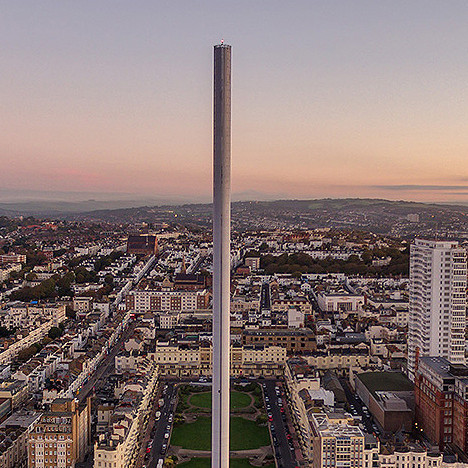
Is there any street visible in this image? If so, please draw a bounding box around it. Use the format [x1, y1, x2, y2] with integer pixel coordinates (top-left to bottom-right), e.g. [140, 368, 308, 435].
[77, 320, 136, 403]
[75, 321, 138, 468]
[339, 377, 380, 437]
[145, 383, 177, 468]
[263, 380, 297, 468]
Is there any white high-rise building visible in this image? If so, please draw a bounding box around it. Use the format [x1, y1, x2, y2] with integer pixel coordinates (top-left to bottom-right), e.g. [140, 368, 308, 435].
[408, 239, 467, 380]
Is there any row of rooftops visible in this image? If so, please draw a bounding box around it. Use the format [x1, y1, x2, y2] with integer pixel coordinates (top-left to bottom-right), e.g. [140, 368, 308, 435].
[96, 372, 152, 449]
[0, 426, 28, 452]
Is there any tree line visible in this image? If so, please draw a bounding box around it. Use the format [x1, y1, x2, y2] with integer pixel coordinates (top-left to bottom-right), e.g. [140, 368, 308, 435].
[258, 248, 409, 277]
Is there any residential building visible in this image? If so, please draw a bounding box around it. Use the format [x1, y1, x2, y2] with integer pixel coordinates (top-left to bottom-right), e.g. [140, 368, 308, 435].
[306, 351, 371, 373]
[310, 409, 371, 468]
[284, 358, 335, 459]
[0, 426, 29, 468]
[28, 398, 91, 468]
[408, 240, 467, 380]
[125, 289, 210, 313]
[93, 365, 159, 468]
[0, 380, 28, 410]
[159, 313, 179, 329]
[73, 297, 93, 314]
[271, 296, 312, 316]
[0, 254, 26, 265]
[245, 257, 260, 270]
[1, 303, 66, 330]
[0, 411, 41, 468]
[0, 264, 21, 283]
[242, 328, 316, 354]
[377, 448, 467, 468]
[288, 308, 305, 328]
[151, 343, 286, 378]
[0, 311, 66, 366]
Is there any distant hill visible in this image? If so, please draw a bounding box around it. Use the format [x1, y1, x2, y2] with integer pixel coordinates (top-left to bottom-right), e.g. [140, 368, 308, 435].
[2, 197, 468, 237]
[61, 198, 468, 237]
[0, 198, 182, 216]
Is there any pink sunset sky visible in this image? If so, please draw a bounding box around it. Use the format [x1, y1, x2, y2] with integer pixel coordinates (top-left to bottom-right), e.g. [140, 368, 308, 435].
[2, 1, 468, 204]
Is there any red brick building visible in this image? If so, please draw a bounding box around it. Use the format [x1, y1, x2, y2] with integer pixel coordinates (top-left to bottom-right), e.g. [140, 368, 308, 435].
[126, 235, 158, 255]
[173, 273, 206, 291]
[415, 357, 468, 452]
[453, 372, 468, 453]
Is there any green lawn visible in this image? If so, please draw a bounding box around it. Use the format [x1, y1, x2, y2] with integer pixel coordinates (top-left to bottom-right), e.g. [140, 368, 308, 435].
[177, 458, 275, 467]
[171, 416, 270, 451]
[189, 391, 252, 410]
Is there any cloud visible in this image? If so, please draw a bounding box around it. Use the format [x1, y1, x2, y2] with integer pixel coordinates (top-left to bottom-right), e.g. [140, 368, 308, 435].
[371, 185, 468, 191]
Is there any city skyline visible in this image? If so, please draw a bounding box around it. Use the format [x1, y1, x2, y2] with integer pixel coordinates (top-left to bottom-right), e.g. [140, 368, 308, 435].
[3, 1, 468, 204]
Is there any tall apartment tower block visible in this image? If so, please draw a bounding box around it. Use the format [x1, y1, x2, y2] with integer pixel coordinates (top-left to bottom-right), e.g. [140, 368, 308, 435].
[408, 239, 467, 380]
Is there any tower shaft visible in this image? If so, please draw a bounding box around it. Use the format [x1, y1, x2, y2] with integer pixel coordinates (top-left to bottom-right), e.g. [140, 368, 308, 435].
[212, 43, 231, 468]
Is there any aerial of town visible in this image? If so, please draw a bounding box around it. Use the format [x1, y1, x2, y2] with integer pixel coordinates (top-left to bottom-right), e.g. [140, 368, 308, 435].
[3, 1, 468, 468]
[0, 208, 466, 468]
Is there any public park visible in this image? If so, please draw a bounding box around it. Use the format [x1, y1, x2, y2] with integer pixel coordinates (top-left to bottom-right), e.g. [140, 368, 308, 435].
[168, 383, 275, 467]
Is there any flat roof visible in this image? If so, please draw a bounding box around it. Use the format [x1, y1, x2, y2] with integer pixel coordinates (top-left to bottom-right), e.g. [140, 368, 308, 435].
[357, 372, 413, 396]
[418, 357, 452, 378]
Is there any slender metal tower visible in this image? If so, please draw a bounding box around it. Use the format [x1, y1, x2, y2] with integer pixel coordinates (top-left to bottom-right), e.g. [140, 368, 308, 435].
[212, 42, 231, 468]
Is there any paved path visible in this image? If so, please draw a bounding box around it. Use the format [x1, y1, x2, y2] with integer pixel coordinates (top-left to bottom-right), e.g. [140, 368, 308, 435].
[172, 446, 273, 466]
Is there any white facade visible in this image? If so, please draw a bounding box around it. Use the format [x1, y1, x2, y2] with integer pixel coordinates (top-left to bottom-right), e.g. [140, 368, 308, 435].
[93, 364, 159, 468]
[0, 263, 21, 282]
[288, 308, 305, 328]
[159, 313, 179, 329]
[408, 239, 467, 380]
[310, 411, 369, 468]
[378, 450, 468, 468]
[73, 297, 93, 313]
[115, 354, 138, 374]
[316, 293, 364, 313]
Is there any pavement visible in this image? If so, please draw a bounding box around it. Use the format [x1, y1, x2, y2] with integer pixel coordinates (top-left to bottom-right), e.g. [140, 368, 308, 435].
[145, 383, 178, 468]
[263, 380, 298, 468]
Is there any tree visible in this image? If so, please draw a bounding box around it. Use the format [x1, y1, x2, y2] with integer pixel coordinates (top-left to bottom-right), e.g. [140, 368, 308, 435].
[17, 345, 39, 362]
[104, 274, 114, 287]
[37, 278, 57, 299]
[256, 414, 268, 424]
[0, 326, 15, 338]
[26, 252, 48, 267]
[25, 272, 37, 282]
[42, 336, 53, 346]
[8, 270, 24, 280]
[48, 327, 64, 340]
[56, 271, 75, 297]
[74, 267, 97, 284]
[68, 256, 89, 268]
[65, 305, 76, 320]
